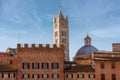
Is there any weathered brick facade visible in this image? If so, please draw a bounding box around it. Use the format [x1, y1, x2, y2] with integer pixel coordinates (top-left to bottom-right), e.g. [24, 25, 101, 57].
[1, 44, 120, 80]
[16, 44, 64, 80]
[93, 52, 120, 80]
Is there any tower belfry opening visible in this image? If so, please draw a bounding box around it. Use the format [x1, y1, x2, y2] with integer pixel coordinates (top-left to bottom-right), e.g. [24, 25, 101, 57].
[53, 11, 69, 61]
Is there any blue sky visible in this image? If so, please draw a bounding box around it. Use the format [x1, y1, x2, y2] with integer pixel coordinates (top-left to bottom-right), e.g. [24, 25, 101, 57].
[0, 0, 120, 60]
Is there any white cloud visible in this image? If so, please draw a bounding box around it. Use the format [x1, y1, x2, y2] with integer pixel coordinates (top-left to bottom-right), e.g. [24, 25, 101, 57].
[91, 26, 120, 38]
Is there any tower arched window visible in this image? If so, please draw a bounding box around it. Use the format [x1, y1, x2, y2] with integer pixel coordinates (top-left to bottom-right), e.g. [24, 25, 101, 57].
[61, 31, 66, 36]
[55, 31, 58, 37]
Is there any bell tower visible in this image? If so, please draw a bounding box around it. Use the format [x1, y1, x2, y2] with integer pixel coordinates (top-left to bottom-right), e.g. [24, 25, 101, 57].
[53, 11, 69, 61]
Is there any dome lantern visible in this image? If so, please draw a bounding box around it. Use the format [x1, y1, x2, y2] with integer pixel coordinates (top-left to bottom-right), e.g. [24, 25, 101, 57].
[84, 32, 91, 45]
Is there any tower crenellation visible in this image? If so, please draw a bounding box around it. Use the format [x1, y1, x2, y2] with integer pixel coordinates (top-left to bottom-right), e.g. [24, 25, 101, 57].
[17, 44, 64, 50]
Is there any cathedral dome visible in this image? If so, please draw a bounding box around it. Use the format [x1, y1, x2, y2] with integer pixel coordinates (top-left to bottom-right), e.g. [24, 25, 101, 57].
[75, 45, 98, 57]
[74, 33, 98, 58]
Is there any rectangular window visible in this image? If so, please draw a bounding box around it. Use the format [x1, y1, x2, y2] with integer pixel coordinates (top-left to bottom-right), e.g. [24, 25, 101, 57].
[42, 63, 48, 69]
[101, 63, 104, 69]
[88, 74, 95, 78]
[22, 62, 30, 69]
[32, 62, 39, 69]
[111, 63, 115, 69]
[10, 60, 13, 64]
[32, 74, 39, 79]
[52, 63, 59, 69]
[101, 74, 105, 80]
[77, 74, 84, 78]
[52, 74, 59, 78]
[23, 74, 29, 78]
[112, 74, 116, 80]
[67, 74, 73, 78]
[8, 73, 15, 78]
[0, 73, 3, 78]
[42, 74, 49, 78]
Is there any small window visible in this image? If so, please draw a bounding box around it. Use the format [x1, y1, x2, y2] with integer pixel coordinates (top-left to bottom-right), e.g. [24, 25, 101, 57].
[88, 74, 95, 78]
[111, 63, 115, 69]
[23, 74, 29, 78]
[10, 60, 13, 64]
[8, 73, 15, 78]
[52, 74, 59, 78]
[61, 31, 66, 36]
[42, 74, 49, 78]
[77, 74, 84, 78]
[67, 74, 73, 78]
[32, 62, 39, 69]
[101, 63, 104, 69]
[52, 63, 59, 69]
[112, 74, 116, 80]
[101, 74, 105, 80]
[42, 63, 48, 69]
[0, 73, 3, 78]
[22, 62, 30, 69]
[32, 74, 39, 79]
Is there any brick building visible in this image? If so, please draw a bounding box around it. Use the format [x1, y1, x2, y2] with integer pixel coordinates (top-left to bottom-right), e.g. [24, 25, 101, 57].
[17, 44, 64, 80]
[0, 48, 17, 80]
[0, 11, 120, 80]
